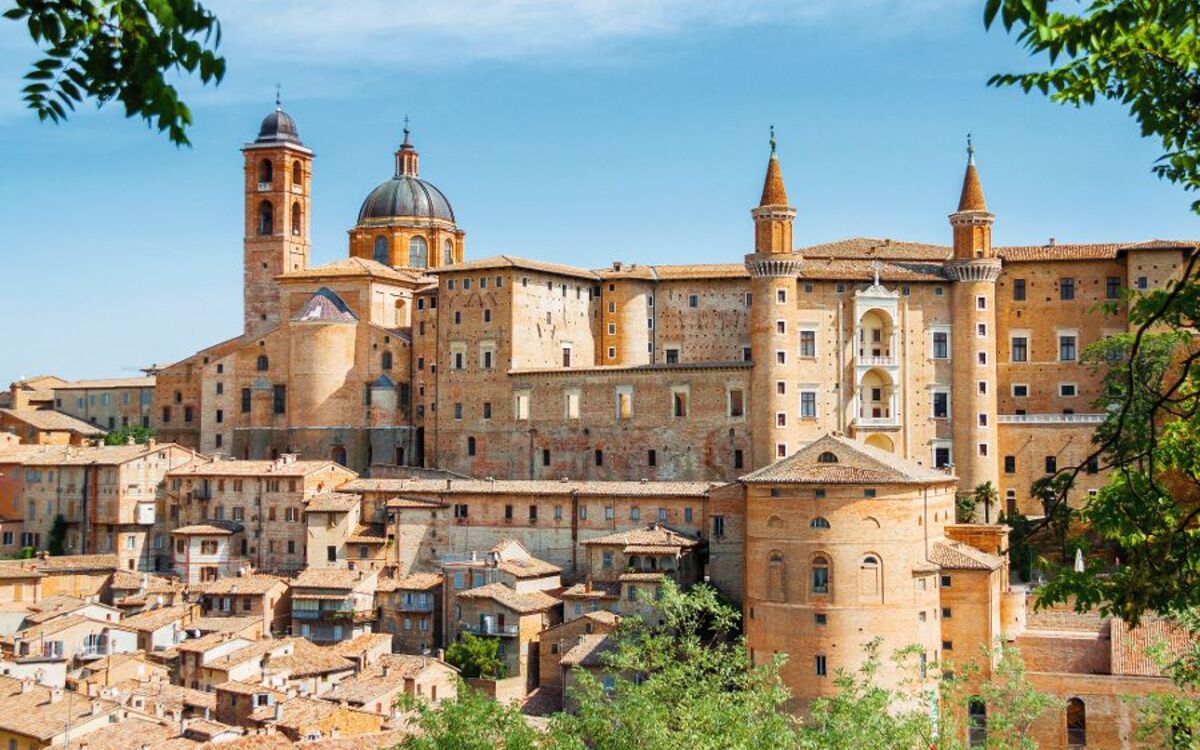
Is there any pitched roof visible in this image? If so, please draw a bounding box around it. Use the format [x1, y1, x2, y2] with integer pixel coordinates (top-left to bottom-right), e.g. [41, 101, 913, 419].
[375, 572, 442, 592]
[457, 583, 560, 614]
[291, 288, 359, 323]
[0, 675, 118, 740]
[168, 457, 347, 478]
[0, 562, 43, 580]
[194, 574, 286, 596]
[560, 581, 621, 600]
[304, 493, 361, 512]
[330, 632, 394, 658]
[740, 434, 955, 485]
[497, 557, 560, 579]
[110, 570, 181, 594]
[346, 524, 387, 544]
[59, 377, 156, 390]
[326, 654, 455, 704]
[65, 718, 177, 750]
[1111, 617, 1194, 677]
[996, 239, 1196, 262]
[0, 409, 105, 436]
[343, 478, 718, 498]
[291, 567, 371, 590]
[264, 639, 354, 677]
[434, 254, 601, 281]
[189, 615, 263, 635]
[278, 257, 426, 284]
[111, 678, 216, 712]
[957, 156, 987, 212]
[120, 605, 192, 633]
[928, 541, 1003, 571]
[560, 633, 618, 667]
[582, 524, 699, 550]
[33, 554, 120, 573]
[19, 444, 180, 466]
[799, 237, 951, 260]
[172, 524, 235, 536]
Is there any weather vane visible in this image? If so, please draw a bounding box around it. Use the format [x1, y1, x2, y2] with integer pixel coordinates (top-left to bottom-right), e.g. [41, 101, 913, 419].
[769, 124, 777, 155]
[966, 132, 974, 161]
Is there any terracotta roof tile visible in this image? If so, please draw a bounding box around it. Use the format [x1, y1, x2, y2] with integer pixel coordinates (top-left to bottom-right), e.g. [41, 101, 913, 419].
[60, 377, 156, 390]
[278, 257, 426, 284]
[292, 568, 373, 590]
[64, 717, 176, 750]
[194, 574, 286, 596]
[120, 605, 192, 633]
[0, 675, 119, 741]
[560, 582, 621, 600]
[33, 554, 121, 573]
[304, 493, 361, 512]
[435, 255, 600, 281]
[760, 154, 789, 206]
[497, 558, 560, 579]
[582, 524, 699, 550]
[326, 654, 455, 705]
[560, 633, 617, 667]
[0, 409, 106, 435]
[1111, 617, 1194, 677]
[457, 582, 559, 614]
[169, 458, 348, 478]
[171, 525, 235, 536]
[928, 541, 1002, 571]
[799, 237, 951, 260]
[264, 639, 354, 677]
[375, 572, 442, 592]
[740, 434, 954, 485]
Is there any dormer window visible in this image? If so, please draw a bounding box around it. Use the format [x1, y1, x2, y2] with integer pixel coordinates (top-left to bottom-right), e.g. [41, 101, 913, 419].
[817, 451, 838, 464]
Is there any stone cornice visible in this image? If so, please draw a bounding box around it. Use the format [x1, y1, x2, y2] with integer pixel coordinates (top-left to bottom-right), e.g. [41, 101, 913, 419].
[943, 259, 1001, 282]
[745, 253, 803, 278]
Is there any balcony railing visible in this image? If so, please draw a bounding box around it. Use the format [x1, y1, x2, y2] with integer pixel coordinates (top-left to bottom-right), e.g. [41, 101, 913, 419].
[997, 414, 1106, 425]
[857, 355, 897, 367]
[394, 600, 435, 613]
[854, 417, 899, 428]
[293, 607, 376, 623]
[460, 621, 519, 637]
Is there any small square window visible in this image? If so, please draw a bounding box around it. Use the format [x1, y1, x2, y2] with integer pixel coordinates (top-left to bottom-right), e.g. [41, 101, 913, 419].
[814, 613, 827, 625]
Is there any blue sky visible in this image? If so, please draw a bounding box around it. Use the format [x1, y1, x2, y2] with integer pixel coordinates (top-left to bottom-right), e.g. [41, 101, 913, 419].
[0, 0, 1193, 383]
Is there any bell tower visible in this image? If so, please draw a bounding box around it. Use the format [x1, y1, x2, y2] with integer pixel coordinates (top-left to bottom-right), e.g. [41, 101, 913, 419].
[945, 136, 1000, 501]
[745, 128, 802, 468]
[242, 94, 312, 339]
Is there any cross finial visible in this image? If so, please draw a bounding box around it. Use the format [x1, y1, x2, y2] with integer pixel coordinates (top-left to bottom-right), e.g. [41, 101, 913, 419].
[966, 132, 974, 164]
[769, 125, 777, 156]
[275, 83, 282, 110]
[403, 115, 411, 144]
[869, 259, 883, 287]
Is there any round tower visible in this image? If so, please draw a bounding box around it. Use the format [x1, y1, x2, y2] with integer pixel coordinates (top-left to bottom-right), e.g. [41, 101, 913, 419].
[945, 137, 1000, 502]
[745, 129, 801, 468]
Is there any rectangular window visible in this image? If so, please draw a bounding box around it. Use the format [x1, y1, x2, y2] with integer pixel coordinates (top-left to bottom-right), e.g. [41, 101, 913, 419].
[671, 387, 689, 418]
[977, 322, 987, 337]
[799, 330, 816, 358]
[1106, 276, 1121, 299]
[776, 320, 786, 334]
[1059, 335, 1077, 362]
[514, 391, 531, 420]
[976, 295, 987, 310]
[776, 289, 786, 304]
[565, 390, 581, 419]
[978, 443, 989, 457]
[932, 331, 949, 359]
[1045, 456, 1057, 474]
[665, 348, 680, 364]
[734, 449, 744, 469]
[454, 402, 463, 420]
[1137, 276, 1149, 290]
[1011, 336, 1028, 362]
[942, 607, 952, 619]
[482, 402, 492, 419]
[932, 391, 949, 419]
[595, 449, 604, 466]
[648, 449, 657, 467]
[728, 389, 745, 418]
[1060, 277, 1076, 300]
[272, 385, 286, 414]
[712, 515, 725, 537]
[815, 655, 827, 677]
[1060, 383, 1077, 397]
[1013, 278, 1026, 300]
[800, 391, 817, 419]
[542, 448, 550, 466]
[615, 386, 633, 419]
[1013, 383, 1029, 398]
[1004, 455, 1016, 474]
[688, 294, 699, 308]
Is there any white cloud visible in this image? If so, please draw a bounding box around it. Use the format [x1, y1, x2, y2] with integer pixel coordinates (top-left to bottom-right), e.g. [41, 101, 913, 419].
[209, 0, 958, 66]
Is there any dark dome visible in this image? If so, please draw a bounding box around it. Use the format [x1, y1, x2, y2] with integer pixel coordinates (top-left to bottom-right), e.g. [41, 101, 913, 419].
[256, 108, 303, 146]
[357, 176, 455, 223]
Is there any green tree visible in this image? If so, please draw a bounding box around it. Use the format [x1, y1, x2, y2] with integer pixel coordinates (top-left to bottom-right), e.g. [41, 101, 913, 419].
[397, 681, 539, 750]
[986, 0, 1200, 624]
[939, 642, 1060, 750]
[797, 640, 934, 750]
[547, 581, 797, 750]
[444, 632, 506, 680]
[1132, 609, 1200, 748]
[103, 425, 156, 446]
[973, 481, 999, 525]
[4, 0, 225, 145]
[46, 514, 67, 556]
[956, 492, 978, 524]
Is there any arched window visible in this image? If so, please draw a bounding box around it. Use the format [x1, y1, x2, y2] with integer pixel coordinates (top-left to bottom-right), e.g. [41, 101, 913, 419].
[256, 355, 269, 372]
[258, 159, 273, 184]
[809, 517, 831, 529]
[860, 554, 882, 599]
[373, 236, 390, 265]
[443, 238, 454, 265]
[409, 236, 428, 268]
[382, 352, 393, 370]
[331, 446, 347, 467]
[258, 201, 273, 236]
[968, 698, 987, 747]
[817, 451, 839, 464]
[811, 555, 830, 594]
[1005, 489, 1017, 516]
[291, 161, 302, 188]
[1067, 698, 1086, 746]
[291, 202, 301, 236]
[767, 515, 785, 529]
[767, 551, 786, 602]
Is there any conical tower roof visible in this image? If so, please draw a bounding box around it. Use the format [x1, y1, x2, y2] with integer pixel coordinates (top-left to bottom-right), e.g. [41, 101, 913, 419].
[957, 136, 987, 212]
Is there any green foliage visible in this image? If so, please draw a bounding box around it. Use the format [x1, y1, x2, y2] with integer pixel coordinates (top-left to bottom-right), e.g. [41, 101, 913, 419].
[548, 580, 797, 750]
[940, 642, 1061, 750]
[1132, 609, 1200, 748]
[397, 681, 539, 750]
[46, 514, 67, 556]
[4, 0, 225, 146]
[444, 632, 506, 680]
[956, 493, 978, 524]
[973, 481, 999, 524]
[984, 0, 1200, 213]
[987, 0, 1200, 626]
[1001, 510, 1037, 583]
[798, 639, 933, 750]
[102, 425, 156, 446]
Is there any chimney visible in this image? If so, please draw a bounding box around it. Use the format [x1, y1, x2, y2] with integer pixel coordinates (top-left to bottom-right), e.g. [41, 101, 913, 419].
[147, 439, 156, 450]
[19, 678, 32, 693]
[1048, 237, 1056, 246]
[612, 261, 623, 271]
[49, 687, 63, 703]
[381, 663, 390, 678]
[91, 700, 103, 716]
[274, 701, 284, 722]
[126, 436, 136, 446]
[436, 648, 445, 661]
[445, 479, 452, 491]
